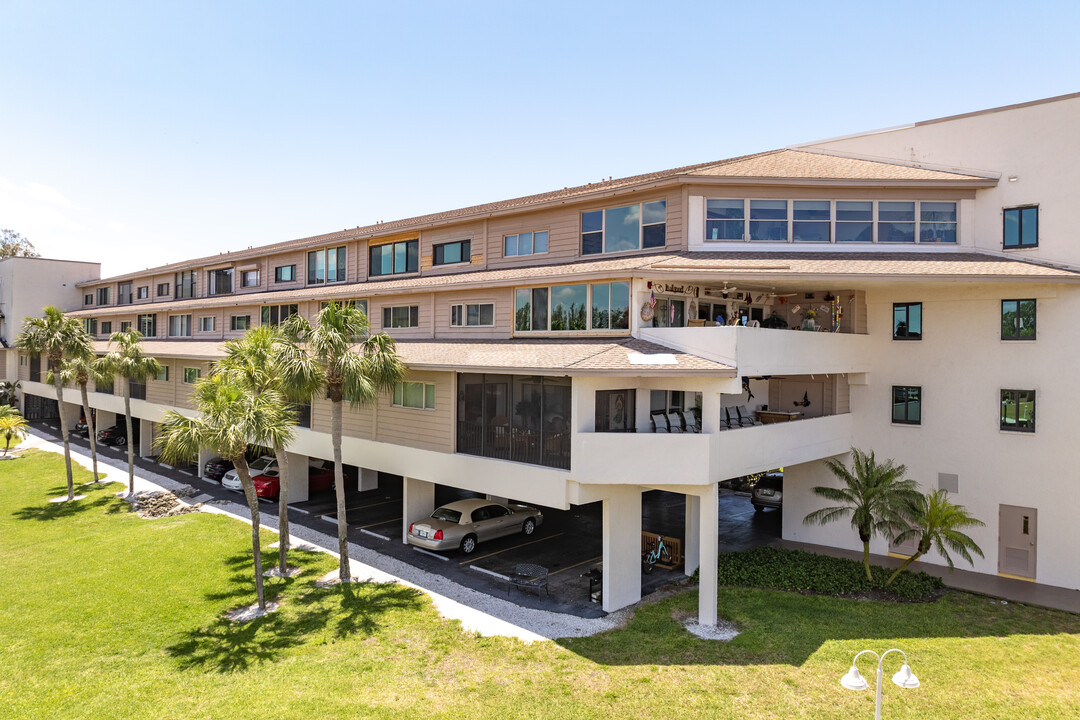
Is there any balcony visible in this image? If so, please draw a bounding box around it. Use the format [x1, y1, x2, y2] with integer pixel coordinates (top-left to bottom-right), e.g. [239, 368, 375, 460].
[636, 325, 870, 376]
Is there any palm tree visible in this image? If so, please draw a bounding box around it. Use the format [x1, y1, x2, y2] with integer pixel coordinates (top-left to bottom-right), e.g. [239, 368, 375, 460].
[279, 302, 405, 582]
[156, 372, 295, 611]
[803, 448, 921, 582]
[48, 352, 110, 483]
[885, 489, 985, 586]
[217, 326, 315, 575]
[0, 380, 20, 407]
[101, 329, 160, 495]
[16, 306, 91, 500]
[0, 405, 29, 455]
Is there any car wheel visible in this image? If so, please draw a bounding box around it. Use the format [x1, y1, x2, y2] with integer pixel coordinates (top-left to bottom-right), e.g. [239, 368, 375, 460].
[522, 518, 536, 536]
[460, 534, 478, 555]
[115, 436, 126, 447]
[753, 504, 764, 513]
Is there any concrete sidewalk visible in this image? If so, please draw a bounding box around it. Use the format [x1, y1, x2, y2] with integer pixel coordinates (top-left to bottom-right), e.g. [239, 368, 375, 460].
[779, 539, 1080, 614]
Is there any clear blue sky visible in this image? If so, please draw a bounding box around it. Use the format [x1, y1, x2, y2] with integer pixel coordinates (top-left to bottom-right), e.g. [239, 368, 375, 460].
[1, 0, 1078, 276]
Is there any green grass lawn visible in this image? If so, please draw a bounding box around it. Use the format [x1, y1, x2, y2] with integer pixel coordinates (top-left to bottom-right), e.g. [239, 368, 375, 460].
[2, 449, 1079, 719]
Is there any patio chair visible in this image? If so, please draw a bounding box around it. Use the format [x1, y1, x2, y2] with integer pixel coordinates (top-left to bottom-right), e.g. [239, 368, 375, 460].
[650, 412, 670, 433]
[717, 414, 732, 431]
[724, 407, 747, 428]
[736, 406, 763, 426]
[508, 563, 550, 598]
[666, 411, 686, 432]
[681, 411, 700, 433]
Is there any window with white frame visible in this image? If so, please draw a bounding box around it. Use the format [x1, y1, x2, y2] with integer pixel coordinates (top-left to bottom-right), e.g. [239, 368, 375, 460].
[97, 287, 111, 305]
[514, 281, 630, 332]
[168, 314, 192, 337]
[393, 381, 435, 409]
[199, 316, 216, 332]
[136, 314, 156, 337]
[581, 201, 666, 255]
[450, 303, 494, 327]
[382, 305, 419, 329]
[504, 230, 549, 257]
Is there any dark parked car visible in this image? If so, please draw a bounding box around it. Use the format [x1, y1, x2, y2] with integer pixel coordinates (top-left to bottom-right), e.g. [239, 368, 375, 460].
[203, 457, 234, 481]
[97, 424, 128, 447]
[74, 415, 92, 436]
[751, 472, 783, 512]
[306, 460, 357, 492]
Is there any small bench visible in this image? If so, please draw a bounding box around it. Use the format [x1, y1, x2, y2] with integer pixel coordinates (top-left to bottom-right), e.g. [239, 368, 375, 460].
[508, 563, 550, 598]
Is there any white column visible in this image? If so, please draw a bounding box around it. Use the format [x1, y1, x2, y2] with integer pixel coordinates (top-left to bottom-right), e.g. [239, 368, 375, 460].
[684, 494, 701, 577]
[698, 483, 719, 626]
[701, 391, 722, 433]
[60, 401, 82, 431]
[197, 447, 214, 478]
[285, 451, 309, 503]
[358, 467, 378, 492]
[602, 484, 642, 613]
[139, 418, 154, 458]
[401, 476, 435, 543]
[97, 410, 117, 431]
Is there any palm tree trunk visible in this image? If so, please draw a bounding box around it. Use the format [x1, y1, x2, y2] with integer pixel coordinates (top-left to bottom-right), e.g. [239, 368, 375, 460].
[123, 382, 135, 495]
[235, 459, 266, 611]
[79, 382, 100, 482]
[332, 397, 350, 582]
[274, 446, 290, 574]
[52, 357, 74, 500]
[862, 541, 873, 583]
[885, 552, 923, 587]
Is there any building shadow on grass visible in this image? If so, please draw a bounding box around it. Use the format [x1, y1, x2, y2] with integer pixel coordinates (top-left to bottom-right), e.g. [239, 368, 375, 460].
[168, 551, 423, 673]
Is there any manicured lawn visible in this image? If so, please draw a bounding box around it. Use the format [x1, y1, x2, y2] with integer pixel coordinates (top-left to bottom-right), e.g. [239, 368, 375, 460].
[2, 449, 1079, 719]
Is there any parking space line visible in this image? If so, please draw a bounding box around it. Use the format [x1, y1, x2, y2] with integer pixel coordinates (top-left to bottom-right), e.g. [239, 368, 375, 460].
[548, 555, 603, 577]
[359, 528, 391, 541]
[412, 547, 449, 562]
[457, 532, 565, 566]
[348, 498, 399, 511]
[471, 566, 509, 582]
[355, 517, 400, 530]
[289, 506, 311, 515]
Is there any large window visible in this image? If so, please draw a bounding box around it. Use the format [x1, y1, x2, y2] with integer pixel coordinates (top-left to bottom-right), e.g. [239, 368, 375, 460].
[369, 240, 417, 277]
[156, 366, 169, 382]
[892, 386, 922, 425]
[168, 314, 192, 337]
[705, 200, 745, 241]
[515, 282, 629, 332]
[208, 268, 233, 296]
[175, 270, 196, 299]
[878, 202, 916, 243]
[260, 304, 297, 327]
[97, 287, 110, 305]
[117, 282, 133, 305]
[383, 305, 419, 329]
[792, 201, 831, 242]
[308, 246, 347, 284]
[1001, 389, 1035, 432]
[581, 201, 666, 255]
[1004, 206, 1038, 248]
[920, 202, 958, 243]
[836, 201, 873, 242]
[433, 239, 470, 266]
[393, 381, 435, 409]
[893, 302, 922, 340]
[274, 265, 295, 283]
[1001, 299, 1036, 340]
[137, 313, 156, 337]
[596, 389, 635, 432]
[504, 230, 549, 257]
[750, 200, 788, 241]
[451, 303, 494, 327]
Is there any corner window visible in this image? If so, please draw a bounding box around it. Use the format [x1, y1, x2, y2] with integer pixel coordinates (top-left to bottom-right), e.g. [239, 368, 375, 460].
[231, 315, 251, 331]
[308, 246, 347, 284]
[199, 316, 216, 332]
[260, 304, 297, 327]
[1001, 299, 1036, 340]
[117, 282, 133, 305]
[156, 366, 169, 382]
[274, 265, 296, 283]
[382, 305, 419, 329]
[208, 268, 233, 296]
[97, 287, 110, 305]
[433, 239, 471, 266]
[581, 201, 666, 255]
[84, 293, 93, 306]
[893, 302, 922, 340]
[136, 314, 156, 337]
[369, 240, 417, 277]
[1001, 389, 1035, 432]
[241, 270, 259, 288]
[450, 303, 494, 327]
[175, 271, 196, 299]
[137, 286, 149, 300]
[892, 386, 921, 425]
[504, 231, 549, 257]
[168, 314, 192, 337]
[393, 381, 435, 409]
[1004, 206, 1038, 249]
[182, 367, 201, 385]
[100, 321, 112, 334]
[515, 282, 629, 332]
[157, 283, 170, 297]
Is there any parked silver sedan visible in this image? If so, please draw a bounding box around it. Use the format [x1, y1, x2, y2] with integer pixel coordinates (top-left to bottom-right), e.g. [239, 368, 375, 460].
[407, 498, 543, 554]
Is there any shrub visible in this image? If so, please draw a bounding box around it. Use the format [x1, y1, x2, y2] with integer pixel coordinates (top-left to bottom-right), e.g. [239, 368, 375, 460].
[703, 546, 944, 602]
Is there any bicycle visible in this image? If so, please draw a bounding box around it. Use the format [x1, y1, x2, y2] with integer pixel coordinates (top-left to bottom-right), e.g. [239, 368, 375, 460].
[642, 535, 672, 574]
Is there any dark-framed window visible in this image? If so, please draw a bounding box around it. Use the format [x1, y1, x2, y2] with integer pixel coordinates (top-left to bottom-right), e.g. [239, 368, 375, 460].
[893, 302, 922, 340]
[175, 270, 196, 299]
[382, 305, 419, 329]
[199, 316, 216, 332]
[294, 403, 311, 428]
[596, 389, 636, 432]
[241, 270, 259, 287]
[274, 265, 296, 283]
[514, 282, 630, 332]
[1004, 206, 1038, 249]
[168, 314, 192, 337]
[83, 293, 93, 306]
[231, 315, 251, 331]
[208, 268, 233, 296]
[433, 239, 471, 266]
[450, 303, 494, 327]
[136, 313, 156, 337]
[117, 282, 133, 305]
[892, 386, 921, 425]
[84, 318, 97, 335]
[307, 246, 347, 285]
[260, 304, 297, 327]
[120, 321, 131, 332]
[1001, 299, 1036, 340]
[1001, 389, 1035, 432]
[369, 240, 418, 277]
[137, 286, 149, 300]
[97, 287, 110, 305]
[157, 283, 170, 297]
[100, 321, 112, 334]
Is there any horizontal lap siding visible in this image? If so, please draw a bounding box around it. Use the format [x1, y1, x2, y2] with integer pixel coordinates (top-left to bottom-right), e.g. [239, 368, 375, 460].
[421, 222, 486, 275]
[371, 292, 433, 339]
[434, 287, 514, 339]
[146, 358, 175, 406]
[265, 250, 306, 291]
[17, 355, 28, 382]
[376, 371, 453, 453]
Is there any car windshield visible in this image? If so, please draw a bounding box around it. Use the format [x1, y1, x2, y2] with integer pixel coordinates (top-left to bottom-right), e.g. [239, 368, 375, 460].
[430, 507, 462, 524]
[249, 457, 274, 472]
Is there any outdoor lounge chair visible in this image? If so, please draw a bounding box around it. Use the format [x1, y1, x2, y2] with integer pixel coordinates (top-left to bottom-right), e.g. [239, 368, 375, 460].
[736, 406, 763, 426]
[650, 413, 670, 433]
[681, 411, 700, 433]
[666, 411, 685, 432]
[508, 563, 550, 598]
[725, 407, 748, 427]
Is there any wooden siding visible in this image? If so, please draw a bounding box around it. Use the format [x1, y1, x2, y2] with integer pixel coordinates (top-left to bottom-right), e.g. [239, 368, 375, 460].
[420, 221, 485, 277]
[376, 370, 453, 453]
[370, 292, 434, 340]
[433, 287, 514, 339]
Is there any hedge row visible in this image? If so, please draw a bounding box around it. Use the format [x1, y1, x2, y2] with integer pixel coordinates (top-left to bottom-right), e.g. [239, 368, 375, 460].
[706, 546, 944, 601]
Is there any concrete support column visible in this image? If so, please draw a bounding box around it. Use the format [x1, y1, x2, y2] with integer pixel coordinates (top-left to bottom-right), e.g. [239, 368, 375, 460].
[698, 483, 720, 626]
[60, 401, 82, 432]
[97, 410, 117, 432]
[701, 391, 723, 433]
[401, 477, 435, 543]
[684, 494, 701, 577]
[197, 447, 214, 479]
[602, 485, 642, 613]
[139, 418, 154, 458]
[285, 452, 309, 504]
[358, 467, 378, 492]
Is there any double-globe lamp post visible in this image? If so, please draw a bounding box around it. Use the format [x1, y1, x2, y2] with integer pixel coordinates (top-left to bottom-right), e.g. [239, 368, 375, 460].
[840, 648, 920, 720]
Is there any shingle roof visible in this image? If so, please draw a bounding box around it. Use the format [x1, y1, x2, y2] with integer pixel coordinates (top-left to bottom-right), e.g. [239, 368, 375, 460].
[686, 150, 989, 181]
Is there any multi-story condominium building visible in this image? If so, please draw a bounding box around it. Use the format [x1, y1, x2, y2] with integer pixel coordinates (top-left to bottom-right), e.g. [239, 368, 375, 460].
[14, 92, 1080, 626]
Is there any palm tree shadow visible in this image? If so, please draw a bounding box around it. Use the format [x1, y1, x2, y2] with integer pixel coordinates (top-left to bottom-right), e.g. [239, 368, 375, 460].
[13, 492, 114, 522]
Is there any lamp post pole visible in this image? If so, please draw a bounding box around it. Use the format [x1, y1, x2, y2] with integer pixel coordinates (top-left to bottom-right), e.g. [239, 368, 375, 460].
[840, 648, 920, 720]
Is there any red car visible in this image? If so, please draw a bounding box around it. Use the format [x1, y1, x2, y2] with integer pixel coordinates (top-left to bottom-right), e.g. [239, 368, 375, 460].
[251, 461, 343, 500]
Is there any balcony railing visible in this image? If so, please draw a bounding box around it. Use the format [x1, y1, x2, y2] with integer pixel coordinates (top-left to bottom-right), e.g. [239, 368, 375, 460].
[457, 420, 570, 470]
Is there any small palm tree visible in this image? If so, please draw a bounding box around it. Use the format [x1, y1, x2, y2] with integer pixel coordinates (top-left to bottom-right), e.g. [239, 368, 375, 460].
[16, 306, 91, 500]
[0, 380, 20, 407]
[156, 373, 295, 611]
[101, 329, 161, 495]
[803, 448, 921, 582]
[279, 302, 405, 582]
[885, 489, 985, 586]
[0, 405, 29, 455]
[48, 352, 110, 483]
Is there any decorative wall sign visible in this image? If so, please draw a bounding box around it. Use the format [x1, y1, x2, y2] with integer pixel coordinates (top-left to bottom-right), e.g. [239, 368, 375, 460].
[650, 282, 699, 297]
